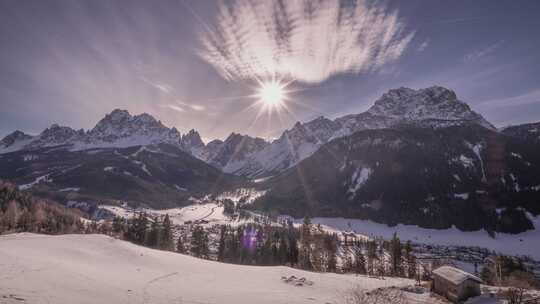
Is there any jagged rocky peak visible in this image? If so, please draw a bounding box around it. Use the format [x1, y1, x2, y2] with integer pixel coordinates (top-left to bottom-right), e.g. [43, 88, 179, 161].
[106, 109, 131, 121]
[34, 124, 83, 144]
[206, 139, 224, 147]
[181, 129, 204, 149]
[207, 132, 269, 169]
[0, 130, 33, 147]
[87, 109, 172, 144]
[286, 116, 340, 142]
[92, 109, 164, 133]
[219, 133, 269, 156]
[367, 86, 494, 129]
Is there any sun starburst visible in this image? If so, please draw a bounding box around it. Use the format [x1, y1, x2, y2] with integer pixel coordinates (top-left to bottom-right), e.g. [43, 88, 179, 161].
[256, 78, 288, 108]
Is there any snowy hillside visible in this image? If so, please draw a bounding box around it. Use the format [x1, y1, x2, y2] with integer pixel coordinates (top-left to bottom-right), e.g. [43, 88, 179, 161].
[0, 233, 415, 304]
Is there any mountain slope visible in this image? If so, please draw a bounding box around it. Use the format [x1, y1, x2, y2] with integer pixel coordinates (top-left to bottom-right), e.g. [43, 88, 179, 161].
[251, 125, 540, 233]
[0, 143, 243, 208]
[229, 86, 495, 177]
[502, 121, 540, 144]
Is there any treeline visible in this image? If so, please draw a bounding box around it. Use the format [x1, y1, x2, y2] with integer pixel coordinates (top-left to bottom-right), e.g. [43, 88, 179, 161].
[109, 213, 175, 251]
[0, 181, 85, 234]
[214, 217, 420, 278]
[111, 213, 420, 279]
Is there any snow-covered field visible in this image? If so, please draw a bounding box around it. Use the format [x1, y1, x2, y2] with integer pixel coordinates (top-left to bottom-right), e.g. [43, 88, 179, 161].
[0, 233, 415, 304]
[100, 203, 229, 226]
[300, 216, 540, 260]
[99, 203, 540, 261]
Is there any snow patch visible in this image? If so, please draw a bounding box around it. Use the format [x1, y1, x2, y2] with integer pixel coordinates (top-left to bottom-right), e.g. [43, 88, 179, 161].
[348, 167, 372, 196]
[18, 174, 52, 190]
[218, 188, 267, 205]
[509, 173, 521, 192]
[59, 187, 80, 192]
[454, 193, 469, 200]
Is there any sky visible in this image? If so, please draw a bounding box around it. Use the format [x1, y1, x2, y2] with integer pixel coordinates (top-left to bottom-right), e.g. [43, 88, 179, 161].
[1, 0, 539, 141]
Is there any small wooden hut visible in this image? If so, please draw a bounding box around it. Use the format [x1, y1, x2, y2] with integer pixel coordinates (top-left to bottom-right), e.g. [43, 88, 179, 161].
[432, 266, 482, 303]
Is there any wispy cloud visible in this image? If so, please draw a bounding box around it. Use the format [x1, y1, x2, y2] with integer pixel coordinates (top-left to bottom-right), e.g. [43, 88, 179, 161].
[177, 100, 206, 111]
[478, 89, 540, 109]
[417, 39, 429, 52]
[160, 101, 206, 113]
[464, 40, 504, 63]
[199, 0, 415, 84]
[140, 76, 173, 93]
[161, 104, 185, 113]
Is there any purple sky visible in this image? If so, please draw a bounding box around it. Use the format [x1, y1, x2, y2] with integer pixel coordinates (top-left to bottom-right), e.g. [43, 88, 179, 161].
[1, 0, 539, 141]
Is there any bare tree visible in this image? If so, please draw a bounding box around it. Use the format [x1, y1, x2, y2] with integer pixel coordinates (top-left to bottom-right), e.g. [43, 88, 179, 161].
[4, 200, 20, 230]
[505, 287, 525, 304]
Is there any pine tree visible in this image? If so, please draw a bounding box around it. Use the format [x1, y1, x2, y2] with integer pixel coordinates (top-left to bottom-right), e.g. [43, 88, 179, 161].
[176, 235, 185, 253]
[354, 249, 367, 275]
[112, 216, 126, 235]
[278, 234, 288, 264]
[161, 214, 174, 251]
[367, 240, 377, 275]
[217, 225, 227, 261]
[299, 216, 313, 270]
[288, 234, 299, 266]
[404, 240, 416, 278]
[390, 233, 403, 277]
[324, 233, 338, 273]
[146, 216, 162, 248]
[127, 212, 148, 244]
[190, 225, 209, 258]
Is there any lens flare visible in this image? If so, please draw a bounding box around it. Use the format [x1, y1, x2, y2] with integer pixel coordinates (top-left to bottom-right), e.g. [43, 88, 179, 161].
[257, 79, 287, 108]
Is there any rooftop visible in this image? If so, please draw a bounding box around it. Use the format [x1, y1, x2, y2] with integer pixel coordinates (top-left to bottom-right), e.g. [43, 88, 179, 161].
[433, 266, 482, 285]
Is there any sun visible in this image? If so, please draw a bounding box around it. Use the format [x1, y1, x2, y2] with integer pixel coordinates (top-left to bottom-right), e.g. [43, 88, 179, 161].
[257, 79, 287, 108]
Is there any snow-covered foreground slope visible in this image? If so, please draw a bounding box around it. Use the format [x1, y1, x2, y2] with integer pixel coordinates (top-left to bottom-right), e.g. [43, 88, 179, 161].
[0, 233, 414, 304]
[301, 216, 540, 260]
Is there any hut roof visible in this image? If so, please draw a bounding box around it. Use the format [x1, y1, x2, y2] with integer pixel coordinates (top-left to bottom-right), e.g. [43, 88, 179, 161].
[433, 266, 482, 285]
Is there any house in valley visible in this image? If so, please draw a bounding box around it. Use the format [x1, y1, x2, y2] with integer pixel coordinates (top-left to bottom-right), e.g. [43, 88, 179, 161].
[432, 266, 482, 303]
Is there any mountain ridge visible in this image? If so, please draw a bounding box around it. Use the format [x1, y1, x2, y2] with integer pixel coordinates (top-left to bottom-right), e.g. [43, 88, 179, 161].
[0, 86, 515, 178]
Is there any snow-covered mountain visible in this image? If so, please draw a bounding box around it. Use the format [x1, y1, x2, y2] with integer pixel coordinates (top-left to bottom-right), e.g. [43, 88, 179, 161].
[0, 109, 269, 172]
[228, 86, 495, 177]
[0, 130, 34, 153]
[0, 86, 495, 177]
[252, 124, 540, 234]
[208, 133, 269, 172]
[0, 109, 184, 153]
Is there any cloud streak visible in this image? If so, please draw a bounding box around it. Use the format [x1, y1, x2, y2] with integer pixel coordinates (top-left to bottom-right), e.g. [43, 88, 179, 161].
[198, 0, 415, 84]
[464, 40, 504, 63]
[478, 89, 540, 109]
